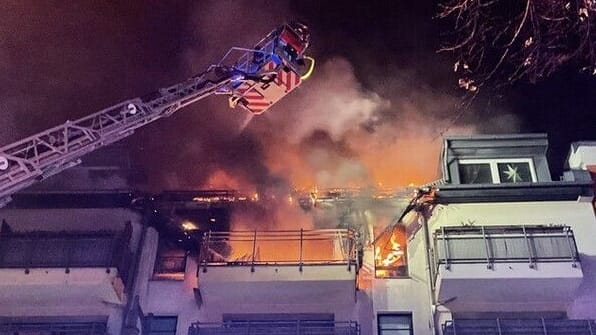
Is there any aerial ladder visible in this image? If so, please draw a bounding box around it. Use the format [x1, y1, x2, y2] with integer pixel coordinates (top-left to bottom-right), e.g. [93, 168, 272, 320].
[0, 22, 314, 208]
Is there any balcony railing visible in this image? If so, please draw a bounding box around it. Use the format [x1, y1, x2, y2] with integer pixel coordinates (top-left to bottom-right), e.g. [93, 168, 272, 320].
[0, 321, 107, 335]
[433, 225, 579, 271]
[189, 321, 360, 335]
[200, 229, 357, 272]
[443, 319, 596, 335]
[0, 231, 132, 281]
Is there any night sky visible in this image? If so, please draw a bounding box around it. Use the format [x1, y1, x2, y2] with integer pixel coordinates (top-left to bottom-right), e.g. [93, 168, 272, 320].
[0, 1, 594, 191]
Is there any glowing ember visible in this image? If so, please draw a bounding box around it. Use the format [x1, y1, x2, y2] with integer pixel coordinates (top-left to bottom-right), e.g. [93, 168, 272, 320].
[181, 220, 199, 231]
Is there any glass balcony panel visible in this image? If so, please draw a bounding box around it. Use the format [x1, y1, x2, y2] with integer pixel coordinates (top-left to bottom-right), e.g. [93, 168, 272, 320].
[189, 321, 360, 335]
[444, 238, 486, 261]
[532, 236, 575, 259]
[0, 233, 128, 270]
[69, 237, 114, 266]
[30, 238, 68, 266]
[1, 238, 32, 266]
[444, 319, 596, 335]
[0, 321, 107, 335]
[490, 236, 530, 260]
[434, 226, 578, 265]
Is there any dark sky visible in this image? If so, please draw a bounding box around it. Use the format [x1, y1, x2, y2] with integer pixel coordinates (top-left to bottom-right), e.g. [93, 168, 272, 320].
[0, 1, 594, 189]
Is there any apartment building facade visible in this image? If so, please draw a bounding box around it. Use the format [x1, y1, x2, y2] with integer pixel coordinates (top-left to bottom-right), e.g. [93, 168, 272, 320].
[1, 134, 595, 335]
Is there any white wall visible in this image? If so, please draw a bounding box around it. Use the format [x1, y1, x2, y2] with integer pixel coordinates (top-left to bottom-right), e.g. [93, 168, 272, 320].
[428, 200, 596, 321]
[369, 217, 435, 335]
[568, 143, 596, 169]
[135, 228, 202, 335]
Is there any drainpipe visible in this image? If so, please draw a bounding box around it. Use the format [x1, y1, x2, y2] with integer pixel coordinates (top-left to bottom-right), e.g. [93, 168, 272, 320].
[420, 207, 439, 335]
[121, 204, 151, 335]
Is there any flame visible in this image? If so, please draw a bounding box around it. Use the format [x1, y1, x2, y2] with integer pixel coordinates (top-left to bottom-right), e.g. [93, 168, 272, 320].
[181, 220, 199, 231]
[378, 234, 404, 267]
[374, 224, 408, 278]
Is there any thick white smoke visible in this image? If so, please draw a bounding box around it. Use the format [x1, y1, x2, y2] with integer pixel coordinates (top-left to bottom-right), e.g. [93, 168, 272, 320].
[267, 58, 391, 142]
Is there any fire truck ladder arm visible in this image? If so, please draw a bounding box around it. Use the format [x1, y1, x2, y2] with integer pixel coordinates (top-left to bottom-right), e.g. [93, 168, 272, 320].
[0, 22, 313, 206]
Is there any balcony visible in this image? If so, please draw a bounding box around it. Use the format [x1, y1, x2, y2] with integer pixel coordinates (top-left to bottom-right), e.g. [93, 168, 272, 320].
[198, 229, 358, 306]
[189, 320, 360, 335]
[433, 226, 583, 311]
[0, 320, 107, 335]
[0, 230, 132, 308]
[442, 319, 596, 335]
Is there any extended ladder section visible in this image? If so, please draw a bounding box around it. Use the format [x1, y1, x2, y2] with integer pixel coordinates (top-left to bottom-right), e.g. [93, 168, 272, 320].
[0, 22, 313, 207]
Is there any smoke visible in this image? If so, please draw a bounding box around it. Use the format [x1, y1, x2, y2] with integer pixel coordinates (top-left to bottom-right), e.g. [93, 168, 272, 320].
[0, 1, 524, 232]
[252, 61, 481, 189]
[266, 58, 391, 142]
[183, 0, 291, 73]
[231, 200, 314, 231]
[172, 1, 519, 233]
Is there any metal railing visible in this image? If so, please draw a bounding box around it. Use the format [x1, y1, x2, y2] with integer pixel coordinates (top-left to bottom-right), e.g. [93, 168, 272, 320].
[443, 319, 596, 335]
[189, 320, 360, 335]
[0, 231, 132, 281]
[0, 321, 107, 335]
[433, 225, 579, 271]
[200, 229, 357, 272]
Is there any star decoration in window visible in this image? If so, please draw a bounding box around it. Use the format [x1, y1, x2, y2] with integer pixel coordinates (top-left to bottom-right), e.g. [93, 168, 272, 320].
[504, 164, 523, 182]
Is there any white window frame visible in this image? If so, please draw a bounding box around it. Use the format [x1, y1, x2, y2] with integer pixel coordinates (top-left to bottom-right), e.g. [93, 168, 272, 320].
[377, 313, 414, 335]
[458, 158, 537, 184]
[147, 315, 178, 335]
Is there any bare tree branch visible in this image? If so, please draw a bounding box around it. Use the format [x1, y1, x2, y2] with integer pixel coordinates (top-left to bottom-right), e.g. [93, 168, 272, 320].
[438, 0, 596, 93]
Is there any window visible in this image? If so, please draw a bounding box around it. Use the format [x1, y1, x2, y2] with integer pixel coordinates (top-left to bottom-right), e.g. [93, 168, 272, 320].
[374, 224, 408, 278]
[147, 316, 177, 335]
[458, 158, 536, 184]
[153, 238, 187, 280]
[378, 313, 413, 335]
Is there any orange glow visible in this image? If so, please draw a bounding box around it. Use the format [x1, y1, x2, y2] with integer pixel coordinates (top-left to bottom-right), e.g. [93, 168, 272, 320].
[204, 170, 246, 190]
[196, 104, 476, 236]
[223, 238, 340, 264]
[230, 200, 314, 231]
[205, 230, 352, 265]
[259, 117, 475, 191]
[264, 141, 317, 190]
[345, 127, 442, 188]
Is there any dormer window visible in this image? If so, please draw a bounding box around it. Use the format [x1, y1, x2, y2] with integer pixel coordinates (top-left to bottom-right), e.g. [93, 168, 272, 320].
[458, 158, 537, 184]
